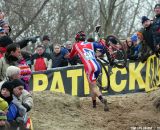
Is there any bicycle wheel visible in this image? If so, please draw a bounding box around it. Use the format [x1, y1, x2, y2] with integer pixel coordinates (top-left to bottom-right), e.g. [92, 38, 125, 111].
[96, 58, 110, 91]
[105, 35, 127, 68]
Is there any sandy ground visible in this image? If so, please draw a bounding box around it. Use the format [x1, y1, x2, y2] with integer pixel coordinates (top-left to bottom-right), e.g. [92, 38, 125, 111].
[30, 89, 160, 130]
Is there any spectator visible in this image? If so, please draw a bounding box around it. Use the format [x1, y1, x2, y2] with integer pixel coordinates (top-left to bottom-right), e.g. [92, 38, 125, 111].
[0, 11, 5, 20]
[0, 97, 9, 129]
[0, 66, 19, 88]
[11, 79, 33, 113]
[0, 64, 31, 92]
[0, 43, 21, 81]
[51, 44, 68, 68]
[18, 54, 32, 91]
[64, 41, 81, 65]
[136, 31, 144, 58]
[0, 27, 6, 37]
[141, 16, 154, 52]
[0, 12, 37, 54]
[11, 79, 33, 129]
[6, 64, 31, 92]
[31, 45, 52, 71]
[0, 66, 21, 89]
[0, 34, 37, 60]
[0, 28, 6, 58]
[128, 34, 142, 61]
[124, 37, 135, 60]
[0, 81, 19, 123]
[0, 19, 37, 59]
[0, 20, 11, 35]
[42, 35, 52, 54]
[152, 4, 160, 52]
[0, 81, 13, 104]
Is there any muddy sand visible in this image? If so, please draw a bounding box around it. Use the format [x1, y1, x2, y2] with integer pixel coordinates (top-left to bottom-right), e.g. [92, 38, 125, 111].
[30, 89, 160, 130]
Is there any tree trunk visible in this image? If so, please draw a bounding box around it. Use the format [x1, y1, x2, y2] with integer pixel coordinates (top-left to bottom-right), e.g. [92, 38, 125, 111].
[127, 0, 140, 36]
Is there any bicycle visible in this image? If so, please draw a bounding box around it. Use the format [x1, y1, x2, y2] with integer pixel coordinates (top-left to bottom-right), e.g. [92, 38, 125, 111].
[94, 25, 127, 91]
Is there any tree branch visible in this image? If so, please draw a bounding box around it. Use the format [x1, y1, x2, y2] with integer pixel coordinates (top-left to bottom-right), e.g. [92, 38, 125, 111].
[97, 0, 107, 20]
[12, 0, 49, 40]
[114, 0, 126, 8]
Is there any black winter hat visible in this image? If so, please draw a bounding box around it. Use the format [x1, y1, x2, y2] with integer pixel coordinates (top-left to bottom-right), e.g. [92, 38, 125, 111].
[141, 16, 150, 24]
[11, 79, 24, 89]
[42, 35, 50, 41]
[1, 81, 13, 93]
[0, 81, 13, 104]
[154, 4, 160, 9]
[0, 35, 13, 47]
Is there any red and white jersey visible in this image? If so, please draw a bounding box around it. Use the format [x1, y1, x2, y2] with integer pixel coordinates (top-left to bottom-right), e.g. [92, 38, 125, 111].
[69, 41, 97, 64]
[69, 41, 103, 82]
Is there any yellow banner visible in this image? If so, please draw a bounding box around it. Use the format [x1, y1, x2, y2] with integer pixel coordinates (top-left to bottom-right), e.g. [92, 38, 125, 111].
[30, 55, 160, 96]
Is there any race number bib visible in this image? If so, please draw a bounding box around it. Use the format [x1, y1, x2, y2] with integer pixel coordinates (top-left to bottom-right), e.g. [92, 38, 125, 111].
[84, 49, 94, 60]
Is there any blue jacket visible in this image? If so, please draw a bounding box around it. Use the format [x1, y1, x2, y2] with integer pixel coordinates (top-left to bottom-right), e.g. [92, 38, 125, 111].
[7, 102, 18, 122]
[133, 44, 142, 59]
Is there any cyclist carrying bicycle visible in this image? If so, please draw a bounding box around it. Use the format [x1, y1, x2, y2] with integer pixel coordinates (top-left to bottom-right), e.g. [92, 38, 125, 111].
[66, 31, 109, 111]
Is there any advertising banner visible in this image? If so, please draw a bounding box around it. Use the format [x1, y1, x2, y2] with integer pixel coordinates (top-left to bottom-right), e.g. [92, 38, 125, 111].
[30, 55, 160, 97]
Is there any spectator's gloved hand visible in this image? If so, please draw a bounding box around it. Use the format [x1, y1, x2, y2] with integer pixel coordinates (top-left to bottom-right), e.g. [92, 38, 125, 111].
[18, 104, 27, 116]
[22, 103, 31, 112]
[16, 116, 25, 125]
[12, 97, 27, 116]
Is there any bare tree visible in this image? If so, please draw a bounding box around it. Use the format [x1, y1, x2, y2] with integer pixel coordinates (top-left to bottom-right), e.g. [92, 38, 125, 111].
[4, 0, 49, 40]
[127, 0, 141, 36]
[0, 0, 156, 47]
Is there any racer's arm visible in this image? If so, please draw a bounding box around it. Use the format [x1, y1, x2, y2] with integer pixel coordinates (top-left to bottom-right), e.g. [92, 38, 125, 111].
[65, 43, 77, 59]
[93, 41, 106, 54]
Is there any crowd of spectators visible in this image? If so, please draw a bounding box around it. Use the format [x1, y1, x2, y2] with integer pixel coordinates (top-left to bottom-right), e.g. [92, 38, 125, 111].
[122, 4, 160, 62]
[0, 3, 159, 129]
[0, 10, 34, 129]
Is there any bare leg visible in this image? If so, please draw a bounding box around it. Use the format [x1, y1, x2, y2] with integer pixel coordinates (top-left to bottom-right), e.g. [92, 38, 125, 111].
[89, 81, 109, 111]
[89, 85, 97, 108]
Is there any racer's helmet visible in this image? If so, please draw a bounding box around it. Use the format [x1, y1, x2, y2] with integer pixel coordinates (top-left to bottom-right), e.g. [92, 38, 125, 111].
[75, 31, 86, 41]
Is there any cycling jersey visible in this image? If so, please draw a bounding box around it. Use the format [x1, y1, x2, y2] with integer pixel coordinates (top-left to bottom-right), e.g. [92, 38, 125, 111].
[69, 41, 104, 83]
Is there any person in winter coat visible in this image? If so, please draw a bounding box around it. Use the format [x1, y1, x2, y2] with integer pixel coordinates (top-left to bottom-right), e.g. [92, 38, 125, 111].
[0, 43, 21, 81]
[0, 65, 31, 92]
[51, 44, 69, 68]
[0, 18, 37, 57]
[31, 45, 52, 71]
[0, 81, 19, 122]
[152, 4, 160, 52]
[11, 79, 33, 115]
[0, 96, 9, 129]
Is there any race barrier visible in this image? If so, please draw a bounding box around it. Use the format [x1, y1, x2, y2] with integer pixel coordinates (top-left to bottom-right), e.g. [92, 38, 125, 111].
[29, 55, 160, 97]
